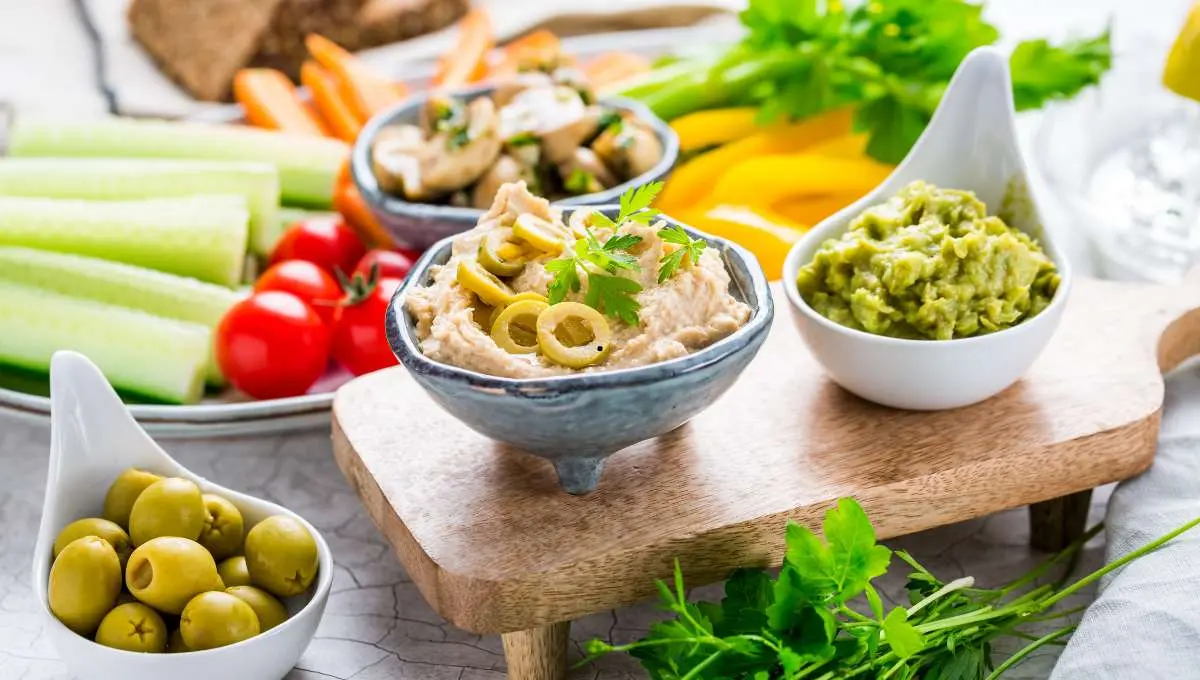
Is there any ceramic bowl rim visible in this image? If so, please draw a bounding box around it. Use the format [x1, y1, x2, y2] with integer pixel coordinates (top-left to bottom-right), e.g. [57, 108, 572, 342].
[33, 479, 335, 660]
[780, 186, 1075, 349]
[350, 83, 682, 224]
[386, 208, 774, 394]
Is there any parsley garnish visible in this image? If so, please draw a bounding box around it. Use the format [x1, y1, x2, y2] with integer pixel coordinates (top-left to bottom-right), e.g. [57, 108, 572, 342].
[447, 127, 471, 150]
[597, 109, 623, 132]
[506, 131, 539, 147]
[656, 224, 707, 283]
[543, 183, 667, 324]
[564, 168, 596, 195]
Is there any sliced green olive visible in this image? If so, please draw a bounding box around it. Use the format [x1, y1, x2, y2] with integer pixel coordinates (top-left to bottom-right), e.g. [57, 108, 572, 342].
[488, 292, 550, 330]
[478, 232, 528, 277]
[555, 315, 595, 347]
[513, 214, 566, 254]
[457, 260, 514, 307]
[471, 296, 495, 329]
[491, 299, 550, 354]
[537, 303, 613, 369]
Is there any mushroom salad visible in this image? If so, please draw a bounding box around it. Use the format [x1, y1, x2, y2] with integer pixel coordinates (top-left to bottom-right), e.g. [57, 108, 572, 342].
[370, 70, 665, 208]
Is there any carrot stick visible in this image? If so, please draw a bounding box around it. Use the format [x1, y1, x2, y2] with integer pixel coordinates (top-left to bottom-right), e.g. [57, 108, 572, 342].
[489, 29, 562, 78]
[583, 52, 652, 89]
[432, 8, 493, 88]
[305, 33, 406, 123]
[300, 61, 362, 143]
[233, 69, 329, 136]
[335, 159, 395, 249]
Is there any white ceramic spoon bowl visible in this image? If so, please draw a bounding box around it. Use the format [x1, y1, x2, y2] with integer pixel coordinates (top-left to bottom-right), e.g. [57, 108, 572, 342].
[32, 352, 334, 680]
[782, 47, 1073, 411]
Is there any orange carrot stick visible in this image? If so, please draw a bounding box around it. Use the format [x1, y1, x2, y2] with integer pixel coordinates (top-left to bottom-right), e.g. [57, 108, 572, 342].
[233, 69, 329, 136]
[305, 33, 406, 123]
[582, 52, 652, 88]
[432, 8, 493, 88]
[300, 61, 362, 143]
[335, 159, 395, 249]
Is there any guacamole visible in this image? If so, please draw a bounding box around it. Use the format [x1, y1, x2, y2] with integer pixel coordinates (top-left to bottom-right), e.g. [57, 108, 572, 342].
[796, 181, 1059, 340]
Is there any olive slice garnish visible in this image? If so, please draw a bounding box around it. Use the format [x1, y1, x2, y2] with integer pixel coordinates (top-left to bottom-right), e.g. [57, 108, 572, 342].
[536, 302, 613, 369]
[491, 299, 550, 354]
[513, 214, 566, 254]
[456, 259, 514, 307]
[478, 231, 528, 277]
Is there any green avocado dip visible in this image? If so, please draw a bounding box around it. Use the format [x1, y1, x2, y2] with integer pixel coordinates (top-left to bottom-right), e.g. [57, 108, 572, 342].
[796, 181, 1059, 340]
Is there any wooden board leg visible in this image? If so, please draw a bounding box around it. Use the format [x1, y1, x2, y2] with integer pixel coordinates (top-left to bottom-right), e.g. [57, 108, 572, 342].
[1029, 489, 1093, 552]
[502, 622, 570, 680]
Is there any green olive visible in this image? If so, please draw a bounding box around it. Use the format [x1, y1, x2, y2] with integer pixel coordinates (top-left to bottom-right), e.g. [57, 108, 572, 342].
[180, 591, 260, 651]
[53, 518, 131, 570]
[513, 214, 566, 254]
[470, 295, 496, 330]
[103, 469, 162, 529]
[128, 477, 205, 546]
[478, 231, 528, 277]
[487, 292, 549, 330]
[198, 494, 244, 560]
[456, 259, 514, 307]
[126, 537, 224, 615]
[95, 602, 168, 653]
[490, 299, 550, 354]
[167, 628, 189, 653]
[217, 556, 252, 588]
[244, 516, 319, 598]
[49, 536, 122, 635]
[536, 302, 613, 369]
[225, 586, 288, 632]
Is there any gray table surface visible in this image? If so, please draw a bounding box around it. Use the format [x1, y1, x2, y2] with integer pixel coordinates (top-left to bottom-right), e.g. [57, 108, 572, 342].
[0, 0, 1191, 678]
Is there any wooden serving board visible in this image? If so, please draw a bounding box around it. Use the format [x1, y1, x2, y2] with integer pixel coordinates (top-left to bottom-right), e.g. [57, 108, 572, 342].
[332, 276, 1200, 679]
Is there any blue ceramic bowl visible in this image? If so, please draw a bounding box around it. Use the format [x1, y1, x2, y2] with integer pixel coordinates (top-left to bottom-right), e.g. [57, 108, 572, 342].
[385, 208, 773, 494]
[350, 84, 681, 251]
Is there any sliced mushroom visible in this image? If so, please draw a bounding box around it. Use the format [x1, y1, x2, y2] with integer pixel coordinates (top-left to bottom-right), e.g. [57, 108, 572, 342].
[492, 71, 554, 107]
[551, 66, 595, 105]
[420, 94, 465, 134]
[558, 148, 617, 196]
[472, 156, 525, 209]
[592, 117, 664, 180]
[498, 86, 601, 165]
[420, 97, 504, 193]
[371, 124, 435, 200]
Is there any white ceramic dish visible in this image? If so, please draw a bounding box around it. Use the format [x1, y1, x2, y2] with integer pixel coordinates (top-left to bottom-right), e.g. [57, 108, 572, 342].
[31, 352, 334, 680]
[782, 47, 1073, 411]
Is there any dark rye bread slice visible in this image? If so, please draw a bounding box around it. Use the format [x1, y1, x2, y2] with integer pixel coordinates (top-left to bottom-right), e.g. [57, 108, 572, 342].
[129, 0, 467, 101]
[128, 0, 286, 102]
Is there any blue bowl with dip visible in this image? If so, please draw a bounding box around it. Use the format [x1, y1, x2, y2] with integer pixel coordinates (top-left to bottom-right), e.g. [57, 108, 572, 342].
[350, 84, 680, 251]
[384, 207, 772, 494]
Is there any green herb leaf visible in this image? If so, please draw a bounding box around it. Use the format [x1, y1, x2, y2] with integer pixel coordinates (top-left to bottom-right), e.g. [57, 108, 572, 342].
[823, 498, 893, 601]
[882, 608, 924, 660]
[564, 168, 597, 195]
[657, 225, 708, 283]
[1010, 28, 1113, 111]
[584, 273, 643, 326]
[618, 181, 664, 225]
[544, 258, 580, 305]
[715, 569, 774, 636]
[506, 131, 540, 147]
[603, 233, 644, 252]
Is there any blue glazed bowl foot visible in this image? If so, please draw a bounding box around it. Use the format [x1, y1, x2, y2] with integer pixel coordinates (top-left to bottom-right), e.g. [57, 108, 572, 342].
[554, 456, 608, 495]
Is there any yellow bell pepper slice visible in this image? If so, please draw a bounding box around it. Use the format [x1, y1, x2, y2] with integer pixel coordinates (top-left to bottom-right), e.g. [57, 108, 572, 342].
[677, 205, 806, 281]
[709, 153, 893, 208]
[670, 107, 760, 153]
[772, 193, 867, 227]
[803, 133, 870, 160]
[1165, 1, 1200, 101]
[657, 107, 854, 212]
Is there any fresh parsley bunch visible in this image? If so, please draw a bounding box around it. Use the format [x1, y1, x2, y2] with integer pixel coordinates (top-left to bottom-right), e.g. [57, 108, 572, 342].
[618, 0, 1112, 164]
[581, 498, 1200, 680]
[547, 182, 707, 325]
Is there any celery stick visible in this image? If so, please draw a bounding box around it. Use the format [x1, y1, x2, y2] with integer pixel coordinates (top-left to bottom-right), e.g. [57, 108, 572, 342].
[0, 158, 279, 256]
[277, 206, 339, 233]
[0, 280, 210, 404]
[9, 116, 346, 210]
[0, 195, 248, 287]
[0, 247, 245, 385]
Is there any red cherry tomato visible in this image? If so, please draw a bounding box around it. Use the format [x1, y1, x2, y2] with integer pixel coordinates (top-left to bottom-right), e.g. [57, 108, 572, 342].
[396, 247, 423, 263]
[216, 291, 330, 399]
[254, 260, 342, 327]
[353, 249, 414, 281]
[270, 217, 366, 276]
[332, 277, 402, 376]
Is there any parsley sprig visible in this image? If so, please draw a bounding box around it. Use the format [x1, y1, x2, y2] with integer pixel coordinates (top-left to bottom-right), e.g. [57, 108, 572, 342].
[545, 182, 670, 326]
[580, 498, 1200, 680]
[657, 224, 707, 283]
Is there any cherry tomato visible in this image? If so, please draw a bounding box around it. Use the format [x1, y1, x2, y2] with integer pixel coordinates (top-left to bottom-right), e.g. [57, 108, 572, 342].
[270, 217, 366, 276]
[216, 291, 330, 399]
[396, 247, 423, 263]
[254, 260, 342, 327]
[353, 249, 414, 281]
[332, 277, 402, 376]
